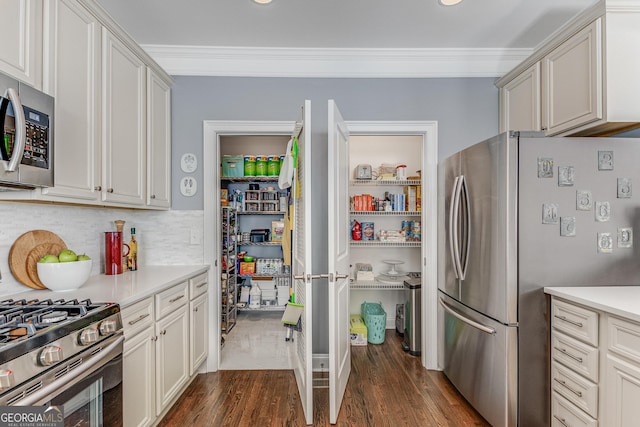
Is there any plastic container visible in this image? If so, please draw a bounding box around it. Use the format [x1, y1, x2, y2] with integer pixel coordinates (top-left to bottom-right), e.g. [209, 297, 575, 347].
[361, 302, 387, 344]
[255, 155, 268, 176]
[267, 155, 280, 176]
[249, 284, 262, 308]
[222, 155, 244, 177]
[243, 155, 256, 177]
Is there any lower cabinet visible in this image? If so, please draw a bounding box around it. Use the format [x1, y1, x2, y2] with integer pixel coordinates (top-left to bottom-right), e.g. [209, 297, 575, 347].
[123, 272, 209, 427]
[550, 296, 640, 427]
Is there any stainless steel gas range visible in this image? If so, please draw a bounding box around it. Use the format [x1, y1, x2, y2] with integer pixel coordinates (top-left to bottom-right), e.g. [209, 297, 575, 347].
[0, 298, 124, 425]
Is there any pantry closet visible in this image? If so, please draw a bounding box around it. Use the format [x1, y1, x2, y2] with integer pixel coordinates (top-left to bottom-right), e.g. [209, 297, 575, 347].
[219, 134, 294, 370]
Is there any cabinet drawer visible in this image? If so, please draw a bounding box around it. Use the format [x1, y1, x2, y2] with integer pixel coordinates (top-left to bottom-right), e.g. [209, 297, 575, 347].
[552, 331, 599, 382]
[122, 297, 154, 338]
[607, 314, 640, 364]
[156, 281, 188, 319]
[552, 362, 598, 418]
[552, 298, 599, 346]
[552, 392, 597, 427]
[189, 272, 208, 299]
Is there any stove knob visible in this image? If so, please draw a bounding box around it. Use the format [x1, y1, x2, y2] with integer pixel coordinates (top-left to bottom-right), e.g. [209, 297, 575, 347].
[79, 328, 99, 346]
[99, 320, 117, 336]
[39, 346, 63, 366]
[0, 369, 15, 390]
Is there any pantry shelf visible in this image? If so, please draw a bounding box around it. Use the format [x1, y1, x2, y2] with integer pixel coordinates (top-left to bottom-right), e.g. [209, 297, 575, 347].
[350, 241, 421, 248]
[238, 242, 282, 246]
[350, 211, 421, 216]
[350, 179, 421, 186]
[350, 281, 405, 290]
[221, 177, 279, 183]
[238, 211, 286, 215]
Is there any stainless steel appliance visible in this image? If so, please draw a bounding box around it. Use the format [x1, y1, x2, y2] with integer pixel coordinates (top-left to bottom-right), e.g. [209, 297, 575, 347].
[439, 131, 640, 427]
[0, 71, 54, 190]
[401, 275, 421, 356]
[0, 298, 123, 426]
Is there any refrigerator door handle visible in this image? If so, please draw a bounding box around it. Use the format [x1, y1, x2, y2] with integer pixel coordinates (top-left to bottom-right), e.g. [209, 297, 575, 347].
[439, 298, 496, 335]
[450, 176, 464, 279]
[459, 175, 471, 280]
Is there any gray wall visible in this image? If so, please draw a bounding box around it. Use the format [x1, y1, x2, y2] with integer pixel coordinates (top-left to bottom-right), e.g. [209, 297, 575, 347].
[170, 76, 499, 353]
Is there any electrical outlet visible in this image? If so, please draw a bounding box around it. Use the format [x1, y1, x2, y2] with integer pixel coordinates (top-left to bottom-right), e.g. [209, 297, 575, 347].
[190, 229, 202, 245]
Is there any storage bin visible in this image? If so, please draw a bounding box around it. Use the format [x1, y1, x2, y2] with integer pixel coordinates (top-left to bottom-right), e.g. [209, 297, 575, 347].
[222, 155, 244, 177]
[361, 302, 386, 344]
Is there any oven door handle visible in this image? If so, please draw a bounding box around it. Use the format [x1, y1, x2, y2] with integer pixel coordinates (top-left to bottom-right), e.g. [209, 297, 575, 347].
[19, 334, 124, 406]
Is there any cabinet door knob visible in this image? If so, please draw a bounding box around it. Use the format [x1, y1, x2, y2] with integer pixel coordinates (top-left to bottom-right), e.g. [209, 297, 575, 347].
[107, 188, 114, 193]
[161, 330, 167, 335]
[94, 186, 102, 191]
[151, 194, 156, 199]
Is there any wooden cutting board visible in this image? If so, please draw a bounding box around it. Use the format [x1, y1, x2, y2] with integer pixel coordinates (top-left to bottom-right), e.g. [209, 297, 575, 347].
[9, 230, 67, 290]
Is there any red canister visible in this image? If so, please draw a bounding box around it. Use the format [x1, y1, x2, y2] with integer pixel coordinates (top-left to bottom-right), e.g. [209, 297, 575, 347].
[105, 231, 123, 275]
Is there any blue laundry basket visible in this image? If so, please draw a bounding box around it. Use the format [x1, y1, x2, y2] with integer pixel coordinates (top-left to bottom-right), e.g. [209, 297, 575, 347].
[361, 302, 387, 344]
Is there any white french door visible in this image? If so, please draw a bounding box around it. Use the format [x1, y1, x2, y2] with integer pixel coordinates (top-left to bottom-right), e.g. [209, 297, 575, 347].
[292, 100, 314, 425]
[327, 100, 351, 424]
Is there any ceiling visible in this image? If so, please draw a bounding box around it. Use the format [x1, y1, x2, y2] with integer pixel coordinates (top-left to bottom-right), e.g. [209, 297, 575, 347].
[95, 0, 600, 78]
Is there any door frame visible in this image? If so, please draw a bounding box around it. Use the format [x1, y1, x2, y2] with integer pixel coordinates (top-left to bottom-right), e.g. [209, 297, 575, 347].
[203, 120, 296, 372]
[344, 120, 438, 369]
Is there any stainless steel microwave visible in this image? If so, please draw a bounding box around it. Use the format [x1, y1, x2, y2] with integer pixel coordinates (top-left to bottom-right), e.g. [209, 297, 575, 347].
[0, 71, 54, 190]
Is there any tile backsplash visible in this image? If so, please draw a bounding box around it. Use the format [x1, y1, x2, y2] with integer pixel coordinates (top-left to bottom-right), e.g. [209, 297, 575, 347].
[0, 202, 205, 297]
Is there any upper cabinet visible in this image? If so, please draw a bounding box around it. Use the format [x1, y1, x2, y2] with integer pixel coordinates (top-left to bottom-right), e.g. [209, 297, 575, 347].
[146, 68, 172, 209]
[0, 0, 42, 89]
[3, 0, 173, 210]
[499, 63, 541, 133]
[101, 29, 146, 206]
[497, 0, 640, 137]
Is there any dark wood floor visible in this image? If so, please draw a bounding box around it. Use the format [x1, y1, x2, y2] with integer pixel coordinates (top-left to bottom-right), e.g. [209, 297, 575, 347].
[158, 330, 489, 426]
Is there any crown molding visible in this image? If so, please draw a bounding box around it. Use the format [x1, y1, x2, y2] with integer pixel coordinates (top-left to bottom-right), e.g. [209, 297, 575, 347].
[141, 45, 532, 78]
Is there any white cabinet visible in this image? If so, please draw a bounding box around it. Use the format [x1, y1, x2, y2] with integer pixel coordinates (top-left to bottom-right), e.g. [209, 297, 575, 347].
[542, 19, 602, 136]
[155, 299, 189, 415]
[4, 0, 173, 209]
[499, 63, 541, 133]
[189, 271, 209, 375]
[122, 271, 208, 427]
[603, 314, 640, 426]
[0, 0, 42, 88]
[550, 298, 600, 425]
[41, 0, 101, 201]
[101, 28, 146, 206]
[550, 296, 640, 426]
[146, 68, 172, 208]
[122, 297, 155, 427]
[497, 2, 640, 136]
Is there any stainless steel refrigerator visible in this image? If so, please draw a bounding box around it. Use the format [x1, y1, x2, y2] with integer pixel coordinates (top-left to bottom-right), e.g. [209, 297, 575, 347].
[438, 131, 640, 427]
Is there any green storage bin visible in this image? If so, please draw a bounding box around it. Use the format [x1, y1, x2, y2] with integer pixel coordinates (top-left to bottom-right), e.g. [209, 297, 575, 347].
[222, 155, 244, 177]
[361, 302, 386, 344]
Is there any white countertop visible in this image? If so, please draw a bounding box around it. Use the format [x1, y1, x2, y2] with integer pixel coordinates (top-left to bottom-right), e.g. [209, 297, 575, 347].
[4, 265, 210, 308]
[544, 286, 640, 323]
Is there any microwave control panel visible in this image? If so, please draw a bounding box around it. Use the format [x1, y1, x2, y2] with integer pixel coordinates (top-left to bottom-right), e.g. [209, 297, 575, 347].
[21, 105, 50, 169]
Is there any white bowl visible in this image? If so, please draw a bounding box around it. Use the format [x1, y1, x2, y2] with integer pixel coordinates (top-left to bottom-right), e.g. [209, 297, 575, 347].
[36, 259, 93, 291]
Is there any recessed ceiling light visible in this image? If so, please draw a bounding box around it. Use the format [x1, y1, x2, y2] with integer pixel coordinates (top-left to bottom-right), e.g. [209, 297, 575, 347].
[439, 0, 463, 5]
[253, 0, 273, 4]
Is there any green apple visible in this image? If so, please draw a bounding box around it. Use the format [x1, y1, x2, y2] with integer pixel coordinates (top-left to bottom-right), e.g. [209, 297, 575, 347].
[39, 254, 59, 263]
[58, 249, 78, 262]
[77, 254, 91, 261]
